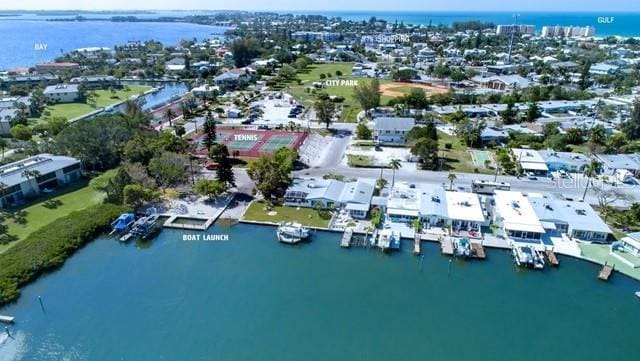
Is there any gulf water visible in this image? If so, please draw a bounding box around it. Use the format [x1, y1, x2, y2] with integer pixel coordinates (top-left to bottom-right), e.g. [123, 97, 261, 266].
[1, 223, 638, 361]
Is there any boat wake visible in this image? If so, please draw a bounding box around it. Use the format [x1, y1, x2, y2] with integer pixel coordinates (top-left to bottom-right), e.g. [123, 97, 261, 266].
[0, 330, 27, 361]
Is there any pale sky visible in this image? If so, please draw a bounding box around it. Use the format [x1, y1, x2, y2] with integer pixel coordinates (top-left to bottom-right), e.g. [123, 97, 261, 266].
[2, 0, 640, 12]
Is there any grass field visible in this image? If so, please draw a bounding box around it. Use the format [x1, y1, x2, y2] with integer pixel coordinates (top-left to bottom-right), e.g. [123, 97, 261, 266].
[286, 63, 393, 122]
[37, 85, 152, 122]
[0, 182, 105, 254]
[242, 200, 330, 228]
[437, 131, 493, 175]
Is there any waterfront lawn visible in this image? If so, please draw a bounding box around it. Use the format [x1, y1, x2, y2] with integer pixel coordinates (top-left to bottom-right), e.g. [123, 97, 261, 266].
[579, 243, 640, 281]
[0, 181, 106, 254]
[38, 85, 152, 122]
[243, 200, 330, 228]
[437, 131, 493, 175]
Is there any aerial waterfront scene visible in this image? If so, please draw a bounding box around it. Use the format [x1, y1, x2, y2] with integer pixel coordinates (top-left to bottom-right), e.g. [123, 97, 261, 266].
[1, 0, 640, 360]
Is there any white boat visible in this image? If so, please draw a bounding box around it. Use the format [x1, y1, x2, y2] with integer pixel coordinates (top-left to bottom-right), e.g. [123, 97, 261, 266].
[512, 244, 545, 269]
[635, 291, 640, 299]
[376, 229, 401, 251]
[277, 222, 310, 244]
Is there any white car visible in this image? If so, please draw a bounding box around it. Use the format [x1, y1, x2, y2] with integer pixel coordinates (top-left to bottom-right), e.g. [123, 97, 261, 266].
[526, 172, 537, 180]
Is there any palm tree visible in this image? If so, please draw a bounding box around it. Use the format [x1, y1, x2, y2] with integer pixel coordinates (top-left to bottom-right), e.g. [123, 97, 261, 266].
[388, 159, 402, 187]
[165, 108, 176, 128]
[582, 160, 600, 201]
[447, 173, 457, 191]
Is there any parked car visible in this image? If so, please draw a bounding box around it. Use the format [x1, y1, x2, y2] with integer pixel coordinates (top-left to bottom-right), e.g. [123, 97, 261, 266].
[526, 172, 537, 180]
[205, 162, 218, 170]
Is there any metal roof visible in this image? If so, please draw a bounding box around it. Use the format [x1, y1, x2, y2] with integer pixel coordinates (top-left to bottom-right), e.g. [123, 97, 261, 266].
[0, 153, 80, 188]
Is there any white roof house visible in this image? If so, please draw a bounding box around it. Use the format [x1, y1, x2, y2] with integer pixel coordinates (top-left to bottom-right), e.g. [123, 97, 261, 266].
[385, 182, 447, 225]
[283, 178, 375, 218]
[493, 191, 545, 241]
[512, 148, 549, 173]
[620, 232, 640, 256]
[527, 193, 611, 241]
[445, 191, 485, 224]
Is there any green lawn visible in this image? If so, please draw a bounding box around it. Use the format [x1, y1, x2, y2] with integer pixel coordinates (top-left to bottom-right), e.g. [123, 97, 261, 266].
[347, 154, 374, 167]
[38, 85, 152, 122]
[579, 243, 640, 281]
[286, 63, 392, 122]
[242, 200, 330, 228]
[0, 182, 106, 254]
[437, 131, 493, 175]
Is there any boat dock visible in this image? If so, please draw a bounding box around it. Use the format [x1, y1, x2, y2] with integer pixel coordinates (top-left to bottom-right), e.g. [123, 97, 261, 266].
[545, 249, 559, 266]
[0, 315, 15, 324]
[441, 236, 454, 256]
[470, 242, 485, 259]
[341, 229, 353, 248]
[414, 233, 421, 255]
[598, 263, 614, 281]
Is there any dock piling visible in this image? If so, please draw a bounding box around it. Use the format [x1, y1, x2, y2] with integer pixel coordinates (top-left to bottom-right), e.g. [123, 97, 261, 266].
[38, 295, 45, 312]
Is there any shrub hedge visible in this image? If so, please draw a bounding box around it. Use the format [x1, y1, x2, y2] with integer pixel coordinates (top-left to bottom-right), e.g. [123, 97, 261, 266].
[0, 203, 129, 305]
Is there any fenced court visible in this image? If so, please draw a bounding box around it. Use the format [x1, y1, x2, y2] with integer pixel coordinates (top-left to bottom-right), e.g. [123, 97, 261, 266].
[470, 150, 494, 168]
[193, 129, 307, 158]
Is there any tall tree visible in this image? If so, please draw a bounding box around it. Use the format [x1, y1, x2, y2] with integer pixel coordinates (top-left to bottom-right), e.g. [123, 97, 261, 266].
[388, 159, 402, 187]
[202, 111, 217, 150]
[352, 79, 380, 116]
[582, 160, 600, 201]
[209, 143, 235, 187]
[447, 173, 457, 191]
[621, 100, 640, 140]
[314, 94, 335, 129]
[500, 101, 518, 125]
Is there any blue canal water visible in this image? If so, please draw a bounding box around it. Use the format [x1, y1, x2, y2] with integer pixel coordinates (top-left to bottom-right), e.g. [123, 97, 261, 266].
[0, 20, 226, 69]
[1, 223, 639, 361]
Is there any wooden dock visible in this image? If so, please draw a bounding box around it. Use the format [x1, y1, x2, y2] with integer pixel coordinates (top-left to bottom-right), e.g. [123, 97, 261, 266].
[470, 242, 486, 259]
[545, 249, 559, 266]
[340, 229, 353, 248]
[0, 315, 15, 324]
[414, 233, 421, 255]
[598, 263, 614, 281]
[441, 236, 454, 256]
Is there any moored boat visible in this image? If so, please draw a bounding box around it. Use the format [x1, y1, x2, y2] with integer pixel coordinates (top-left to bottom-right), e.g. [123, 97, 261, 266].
[512, 244, 545, 270]
[376, 229, 401, 251]
[277, 222, 310, 244]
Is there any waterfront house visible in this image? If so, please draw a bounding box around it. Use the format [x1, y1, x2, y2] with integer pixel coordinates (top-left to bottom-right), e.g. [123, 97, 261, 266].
[619, 233, 640, 257]
[373, 117, 415, 144]
[43, 84, 81, 104]
[69, 75, 118, 90]
[385, 182, 447, 227]
[445, 190, 485, 238]
[493, 191, 545, 242]
[528, 194, 611, 242]
[0, 74, 59, 90]
[283, 178, 374, 219]
[0, 153, 81, 208]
